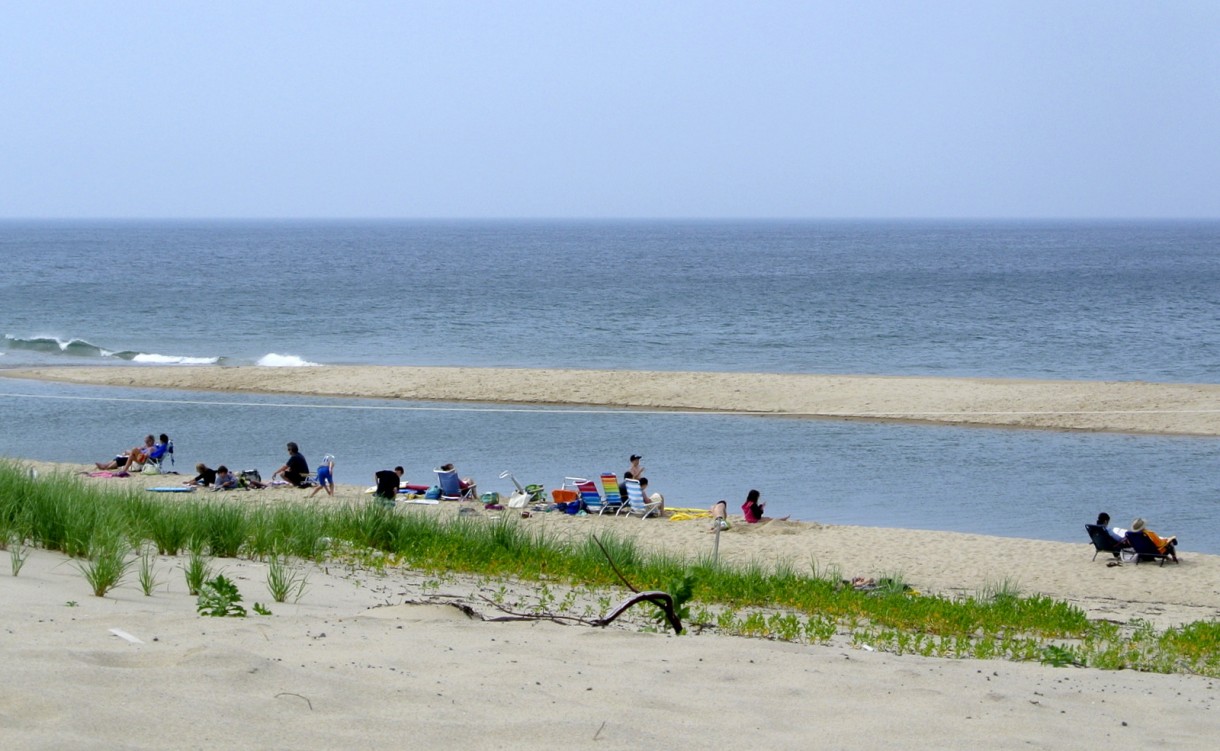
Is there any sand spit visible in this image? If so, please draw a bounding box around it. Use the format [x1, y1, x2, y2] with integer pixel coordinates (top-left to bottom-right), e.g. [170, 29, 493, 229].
[5, 365, 1220, 435]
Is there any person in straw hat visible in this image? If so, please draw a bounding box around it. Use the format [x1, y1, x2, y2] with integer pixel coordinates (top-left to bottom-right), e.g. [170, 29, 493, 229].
[1130, 518, 1179, 562]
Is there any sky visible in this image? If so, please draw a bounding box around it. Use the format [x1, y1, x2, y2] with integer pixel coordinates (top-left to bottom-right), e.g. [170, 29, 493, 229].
[1, 1, 1218, 219]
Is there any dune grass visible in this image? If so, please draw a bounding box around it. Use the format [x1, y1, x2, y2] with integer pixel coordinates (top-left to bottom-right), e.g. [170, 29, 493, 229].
[1, 461, 1216, 675]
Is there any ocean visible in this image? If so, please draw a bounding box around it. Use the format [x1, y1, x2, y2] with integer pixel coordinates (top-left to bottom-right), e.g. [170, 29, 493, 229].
[2, 220, 1218, 552]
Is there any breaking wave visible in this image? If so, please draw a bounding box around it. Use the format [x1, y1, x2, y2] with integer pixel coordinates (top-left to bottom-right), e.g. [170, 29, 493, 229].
[256, 353, 321, 367]
[3, 335, 220, 365]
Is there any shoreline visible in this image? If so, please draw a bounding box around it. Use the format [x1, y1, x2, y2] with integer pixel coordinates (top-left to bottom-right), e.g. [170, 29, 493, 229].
[5, 365, 1220, 435]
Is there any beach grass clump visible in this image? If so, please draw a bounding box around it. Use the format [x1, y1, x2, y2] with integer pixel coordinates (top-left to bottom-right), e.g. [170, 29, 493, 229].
[183, 540, 213, 596]
[188, 503, 250, 558]
[76, 532, 132, 597]
[143, 502, 193, 556]
[265, 555, 309, 603]
[9, 535, 30, 576]
[138, 545, 160, 596]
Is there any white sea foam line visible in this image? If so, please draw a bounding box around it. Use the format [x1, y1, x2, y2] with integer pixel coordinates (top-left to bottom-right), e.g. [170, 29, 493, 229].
[1, 391, 1219, 417]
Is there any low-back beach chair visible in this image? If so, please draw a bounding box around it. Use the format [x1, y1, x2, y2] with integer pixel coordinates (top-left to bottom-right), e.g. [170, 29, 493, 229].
[132, 439, 173, 473]
[1126, 530, 1177, 566]
[1085, 524, 1129, 561]
[599, 473, 626, 514]
[617, 478, 662, 519]
[568, 477, 607, 514]
[434, 466, 477, 501]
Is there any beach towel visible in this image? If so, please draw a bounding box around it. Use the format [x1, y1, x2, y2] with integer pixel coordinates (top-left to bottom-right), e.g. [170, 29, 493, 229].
[146, 487, 195, 493]
[85, 471, 130, 478]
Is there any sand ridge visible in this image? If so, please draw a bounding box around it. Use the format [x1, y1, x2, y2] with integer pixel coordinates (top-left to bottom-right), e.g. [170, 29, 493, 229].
[6, 365, 1220, 435]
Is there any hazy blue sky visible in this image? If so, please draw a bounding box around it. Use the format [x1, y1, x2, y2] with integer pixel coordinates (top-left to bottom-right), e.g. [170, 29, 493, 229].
[2, 1, 1218, 219]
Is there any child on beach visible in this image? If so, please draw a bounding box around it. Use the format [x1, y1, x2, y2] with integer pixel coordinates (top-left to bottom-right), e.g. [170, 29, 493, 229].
[742, 489, 789, 524]
[709, 500, 730, 531]
[311, 454, 335, 497]
[213, 465, 237, 491]
[187, 463, 217, 487]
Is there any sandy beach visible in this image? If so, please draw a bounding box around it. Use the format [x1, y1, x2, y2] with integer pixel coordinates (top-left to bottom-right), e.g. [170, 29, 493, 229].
[5, 367, 1220, 747]
[5, 365, 1220, 435]
[4, 460, 1219, 748]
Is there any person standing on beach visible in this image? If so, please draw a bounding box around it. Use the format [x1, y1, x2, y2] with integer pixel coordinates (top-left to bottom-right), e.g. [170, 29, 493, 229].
[273, 442, 310, 487]
[311, 454, 335, 497]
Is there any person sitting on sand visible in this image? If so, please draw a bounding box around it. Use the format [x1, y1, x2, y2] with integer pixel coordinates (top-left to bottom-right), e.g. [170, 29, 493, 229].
[1096, 512, 1130, 547]
[742, 489, 789, 524]
[1130, 517, 1179, 562]
[311, 454, 335, 497]
[709, 500, 730, 531]
[213, 465, 238, 491]
[272, 442, 310, 487]
[374, 466, 404, 502]
[187, 463, 217, 487]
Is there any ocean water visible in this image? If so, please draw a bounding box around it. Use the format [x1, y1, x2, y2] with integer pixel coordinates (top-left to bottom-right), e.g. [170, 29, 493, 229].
[2, 221, 1219, 552]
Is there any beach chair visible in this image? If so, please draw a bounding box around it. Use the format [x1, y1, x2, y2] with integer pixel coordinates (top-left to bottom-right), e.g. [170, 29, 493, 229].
[132, 439, 173, 473]
[617, 478, 662, 519]
[1126, 530, 1177, 566]
[568, 477, 607, 514]
[434, 466, 477, 501]
[599, 473, 626, 514]
[1085, 524, 1130, 562]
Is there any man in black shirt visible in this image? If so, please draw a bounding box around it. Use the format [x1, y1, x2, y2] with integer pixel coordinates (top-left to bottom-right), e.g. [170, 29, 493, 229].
[375, 466, 405, 502]
[274, 442, 310, 487]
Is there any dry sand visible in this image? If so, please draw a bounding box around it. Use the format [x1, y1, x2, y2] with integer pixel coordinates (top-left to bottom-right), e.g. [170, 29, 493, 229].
[4, 460, 1219, 748]
[6, 365, 1220, 434]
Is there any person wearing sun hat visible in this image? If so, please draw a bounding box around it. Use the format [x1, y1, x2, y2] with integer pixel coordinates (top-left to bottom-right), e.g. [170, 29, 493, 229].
[1130, 518, 1179, 562]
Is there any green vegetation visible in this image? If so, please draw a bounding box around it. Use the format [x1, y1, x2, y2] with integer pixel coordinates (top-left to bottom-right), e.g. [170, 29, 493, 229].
[196, 574, 248, 617]
[265, 555, 309, 603]
[2, 462, 1217, 676]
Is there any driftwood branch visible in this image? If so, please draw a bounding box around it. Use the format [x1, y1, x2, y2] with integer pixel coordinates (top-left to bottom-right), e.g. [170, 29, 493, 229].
[592, 591, 683, 635]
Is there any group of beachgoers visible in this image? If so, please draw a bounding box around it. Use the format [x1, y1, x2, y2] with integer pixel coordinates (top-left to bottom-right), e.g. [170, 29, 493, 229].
[1094, 511, 1180, 562]
[93, 440, 783, 526]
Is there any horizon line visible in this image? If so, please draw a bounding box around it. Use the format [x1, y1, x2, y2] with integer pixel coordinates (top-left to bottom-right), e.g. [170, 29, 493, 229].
[2, 216, 1218, 223]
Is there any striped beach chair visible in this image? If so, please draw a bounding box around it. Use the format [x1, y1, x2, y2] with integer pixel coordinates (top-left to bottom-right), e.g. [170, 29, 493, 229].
[599, 473, 626, 515]
[618, 478, 662, 519]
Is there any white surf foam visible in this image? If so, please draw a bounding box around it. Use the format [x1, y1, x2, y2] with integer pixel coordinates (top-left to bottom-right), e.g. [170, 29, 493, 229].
[257, 353, 322, 367]
[131, 353, 221, 365]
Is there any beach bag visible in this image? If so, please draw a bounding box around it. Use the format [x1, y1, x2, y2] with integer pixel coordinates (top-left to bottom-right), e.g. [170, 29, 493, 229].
[143, 464, 160, 476]
[424, 485, 442, 500]
[481, 492, 500, 504]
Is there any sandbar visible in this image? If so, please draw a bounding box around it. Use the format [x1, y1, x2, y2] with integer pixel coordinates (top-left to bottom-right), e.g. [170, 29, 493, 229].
[5, 365, 1220, 435]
